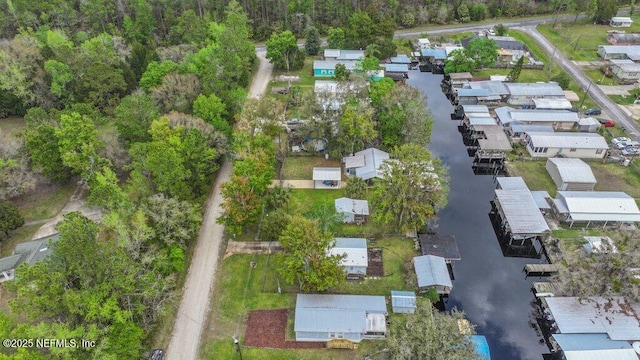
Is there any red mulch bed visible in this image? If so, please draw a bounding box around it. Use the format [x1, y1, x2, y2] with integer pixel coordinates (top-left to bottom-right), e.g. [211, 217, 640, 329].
[367, 248, 384, 276]
[244, 309, 324, 349]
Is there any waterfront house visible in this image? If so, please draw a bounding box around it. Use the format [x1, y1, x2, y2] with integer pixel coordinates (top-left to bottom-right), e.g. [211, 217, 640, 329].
[312, 167, 342, 189]
[294, 294, 388, 343]
[389, 55, 411, 64]
[524, 132, 608, 159]
[328, 237, 368, 278]
[496, 176, 528, 190]
[343, 148, 390, 181]
[313, 60, 358, 77]
[448, 72, 474, 88]
[610, 17, 633, 27]
[334, 197, 369, 224]
[551, 191, 640, 227]
[495, 107, 579, 131]
[506, 123, 554, 141]
[610, 59, 640, 83]
[413, 255, 453, 295]
[390, 291, 417, 314]
[0, 233, 59, 283]
[504, 82, 566, 106]
[545, 158, 597, 191]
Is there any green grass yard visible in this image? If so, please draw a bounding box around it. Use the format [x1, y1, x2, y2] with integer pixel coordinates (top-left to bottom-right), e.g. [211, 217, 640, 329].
[13, 182, 76, 222]
[289, 188, 345, 215]
[0, 224, 40, 257]
[504, 160, 558, 196]
[282, 156, 344, 180]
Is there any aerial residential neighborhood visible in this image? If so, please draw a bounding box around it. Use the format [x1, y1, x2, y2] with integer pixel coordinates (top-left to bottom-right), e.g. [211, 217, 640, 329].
[2, 1, 640, 360]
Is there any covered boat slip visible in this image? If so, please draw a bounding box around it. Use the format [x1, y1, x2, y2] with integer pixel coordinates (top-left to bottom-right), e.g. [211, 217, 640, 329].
[551, 191, 640, 229]
[550, 334, 638, 360]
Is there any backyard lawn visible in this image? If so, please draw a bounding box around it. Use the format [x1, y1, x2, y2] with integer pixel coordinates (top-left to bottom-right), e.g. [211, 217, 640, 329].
[504, 160, 558, 196]
[282, 155, 344, 180]
[289, 188, 345, 215]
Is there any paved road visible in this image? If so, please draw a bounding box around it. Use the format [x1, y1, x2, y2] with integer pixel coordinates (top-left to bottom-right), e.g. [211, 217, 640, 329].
[520, 25, 640, 140]
[165, 51, 273, 360]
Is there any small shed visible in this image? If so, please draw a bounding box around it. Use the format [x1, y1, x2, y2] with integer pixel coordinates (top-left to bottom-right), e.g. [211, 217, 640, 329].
[329, 237, 368, 277]
[545, 158, 597, 191]
[577, 117, 601, 133]
[312, 167, 341, 189]
[390, 291, 417, 314]
[413, 255, 453, 295]
[335, 197, 370, 223]
[611, 17, 633, 27]
[417, 38, 430, 49]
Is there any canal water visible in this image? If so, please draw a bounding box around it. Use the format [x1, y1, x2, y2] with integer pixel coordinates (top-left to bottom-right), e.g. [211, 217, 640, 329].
[408, 71, 549, 360]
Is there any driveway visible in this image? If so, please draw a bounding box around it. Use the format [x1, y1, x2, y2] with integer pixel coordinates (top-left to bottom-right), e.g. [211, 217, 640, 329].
[519, 26, 640, 139]
[164, 51, 273, 360]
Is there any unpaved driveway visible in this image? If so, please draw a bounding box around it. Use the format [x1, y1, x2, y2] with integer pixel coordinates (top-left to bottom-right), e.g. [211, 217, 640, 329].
[164, 51, 272, 360]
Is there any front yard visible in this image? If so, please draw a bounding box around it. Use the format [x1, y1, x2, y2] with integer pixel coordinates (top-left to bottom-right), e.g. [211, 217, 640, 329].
[282, 155, 344, 180]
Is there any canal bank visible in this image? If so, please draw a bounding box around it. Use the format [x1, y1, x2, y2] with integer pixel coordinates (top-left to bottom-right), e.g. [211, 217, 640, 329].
[408, 71, 549, 360]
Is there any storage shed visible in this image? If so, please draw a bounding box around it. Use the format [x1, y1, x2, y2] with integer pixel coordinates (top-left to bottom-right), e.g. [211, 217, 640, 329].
[334, 197, 370, 223]
[390, 291, 417, 314]
[413, 255, 453, 295]
[294, 294, 388, 343]
[545, 158, 597, 191]
[312, 167, 341, 189]
[329, 237, 368, 277]
[577, 117, 601, 133]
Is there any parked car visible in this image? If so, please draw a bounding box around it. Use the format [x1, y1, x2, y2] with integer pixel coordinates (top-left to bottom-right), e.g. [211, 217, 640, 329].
[598, 118, 615, 127]
[585, 108, 602, 116]
[622, 147, 640, 156]
[612, 137, 632, 146]
[615, 140, 640, 150]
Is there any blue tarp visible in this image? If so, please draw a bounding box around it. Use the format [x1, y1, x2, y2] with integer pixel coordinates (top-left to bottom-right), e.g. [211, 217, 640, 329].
[472, 335, 491, 360]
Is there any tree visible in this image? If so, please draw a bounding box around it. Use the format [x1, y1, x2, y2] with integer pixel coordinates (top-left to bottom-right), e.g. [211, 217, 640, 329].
[370, 144, 449, 234]
[466, 37, 499, 69]
[150, 72, 201, 113]
[344, 177, 368, 199]
[193, 94, 230, 135]
[55, 112, 106, 181]
[115, 93, 161, 144]
[334, 64, 351, 81]
[327, 27, 346, 49]
[265, 185, 291, 210]
[87, 166, 129, 211]
[305, 25, 321, 56]
[304, 202, 345, 233]
[593, 0, 617, 23]
[260, 209, 290, 242]
[334, 100, 377, 155]
[387, 300, 477, 360]
[218, 175, 263, 235]
[23, 118, 73, 183]
[139, 60, 179, 91]
[494, 24, 508, 36]
[0, 201, 24, 238]
[551, 73, 571, 89]
[266, 30, 305, 72]
[278, 215, 345, 292]
[444, 49, 475, 74]
[457, 4, 471, 23]
[470, 4, 488, 21]
[507, 56, 524, 82]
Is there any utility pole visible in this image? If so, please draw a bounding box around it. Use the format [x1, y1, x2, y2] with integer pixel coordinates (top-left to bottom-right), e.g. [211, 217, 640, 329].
[579, 82, 593, 109]
[233, 336, 243, 360]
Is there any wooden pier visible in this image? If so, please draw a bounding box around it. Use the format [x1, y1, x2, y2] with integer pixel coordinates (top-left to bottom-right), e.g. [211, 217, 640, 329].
[523, 264, 558, 277]
[532, 282, 560, 297]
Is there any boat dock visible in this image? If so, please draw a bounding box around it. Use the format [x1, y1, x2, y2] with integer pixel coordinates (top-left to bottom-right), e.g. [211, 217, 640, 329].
[523, 264, 558, 277]
[531, 282, 560, 297]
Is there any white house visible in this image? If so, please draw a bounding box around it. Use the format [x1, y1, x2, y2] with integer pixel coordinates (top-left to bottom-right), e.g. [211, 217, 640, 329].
[294, 294, 387, 343]
[610, 17, 633, 27]
[545, 158, 597, 191]
[329, 237, 368, 277]
[344, 148, 390, 181]
[524, 132, 608, 159]
[312, 167, 341, 189]
[417, 38, 430, 49]
[334, 197, 369, 223]
[610, 59, 640, 83]
[495, 107, 579, 130]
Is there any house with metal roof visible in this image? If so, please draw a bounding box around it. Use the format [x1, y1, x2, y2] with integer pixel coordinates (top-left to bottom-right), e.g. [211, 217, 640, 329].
[551, 191, 640, 227]
[413, 255, 453, 295]
[606, 32, 640, 45]
[344, 148, 390, 181]
[294, 294, 388, 343]
[389, 55, 411, 64]
[418, 234, 461, 263]
[469, 80, 510, 98]
[544, 296, 640, 341]
[417, 38, 430, 49]
[610, 59, 640, 83]
[448, 72, 473, 88]
[495, 107, 579, 130]
[0, 233, 60, 282]
[506, 123, 555, 142]
[524, 132, 608, 159]
[313, 60, 358, 77]
[390, 291, 417, 314]
[597, 45, 640, 60]
[473, 125, 512, 161]
[323, 49, 365, 61]
[420, 48, 447, 60]
[334, 197, 369, 224]
[328, 237, 368, 277]
[455, 88, 490, 105]
[610, 16, 633, 27]
[577, 117, 601, 133]
[532, 98, 573, 110]
[491, 179, 551, 240]
[545, 158, 597, 191]
[312, 167, 341, 189]
[504, 82, 566, 106]
[551, 334, 637, 360]
[496, 176, 528, 191]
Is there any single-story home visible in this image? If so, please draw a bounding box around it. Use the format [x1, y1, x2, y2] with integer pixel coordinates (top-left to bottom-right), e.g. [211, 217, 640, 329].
[607, 33, 640, 45]
[390, 291, 417, 314]
[551, 191, 640, 227]
[420, 48, 447, 62]
[524, 132, 608, 159]
[328, 237, 368, 277]
[413, 255, 453, 295]
[334, 197, 369, 224]
[323, 49, 365, 61]
[389, 55, 411, 64]
[552, 334, 638, 360]
[610, 59, 640, 83]
[495, 106, 579, 130]
[545, 158, 597, 191]
[506, 123, 555, 141]
[312, 167, 341, 189]
[383, 63, 409, 81]
[504, 82, 566, 106]
[344, 148, 390, 181]
[597, 45, 640, 61]
[0, 233, 60, 283]
[610, 16, 633, 27]
[531, 98, 573, 111]
[294, 294, 388, 343]
[313, 60, 358, 77]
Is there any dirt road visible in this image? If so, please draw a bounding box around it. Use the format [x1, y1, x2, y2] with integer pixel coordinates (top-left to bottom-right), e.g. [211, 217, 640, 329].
[165, 51, 272, 360]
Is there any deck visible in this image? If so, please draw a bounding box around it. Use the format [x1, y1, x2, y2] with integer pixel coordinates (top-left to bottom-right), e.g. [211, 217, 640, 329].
[532, 282, 561, 297]
[524, 263, 558, 277]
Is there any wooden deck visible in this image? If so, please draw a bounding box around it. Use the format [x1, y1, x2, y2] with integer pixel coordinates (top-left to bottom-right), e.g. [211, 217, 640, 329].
[523, 263, 558, 277]
[532, 282, 560, 297]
